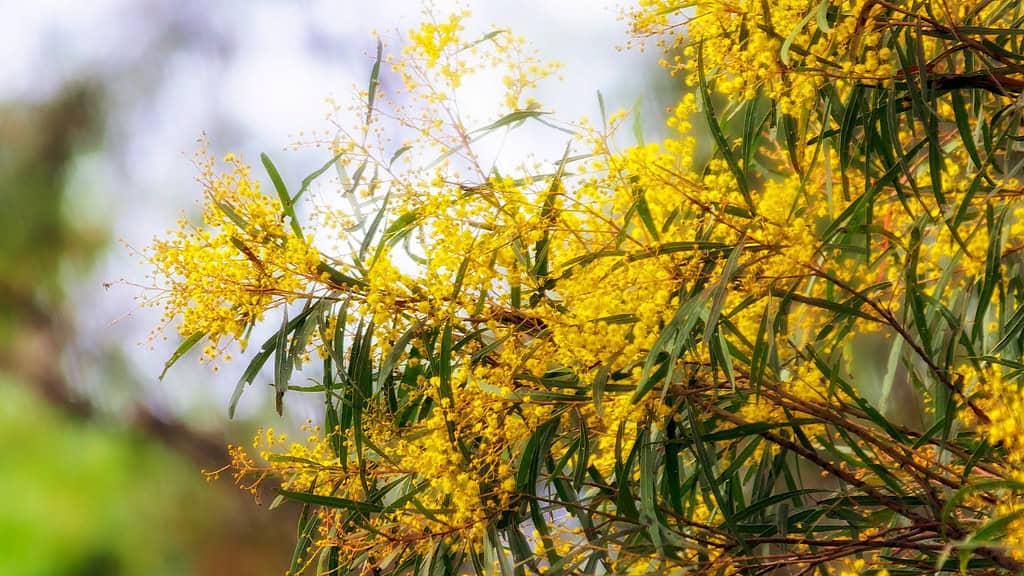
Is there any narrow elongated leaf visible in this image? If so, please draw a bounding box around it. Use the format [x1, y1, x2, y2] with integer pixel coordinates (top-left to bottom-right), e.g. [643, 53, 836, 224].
[274, 307, 290, 415]
[262, 153, 304, 239]
[293, 151, 344, 204]
[275, 488, 385, 514]
[697, 42, 751, 210]
[377, 322, 420, 391]
[685, 399, 750, 553]
[516, 415, 561, 495]
[159, 331, 204, 380]
[365, 38, 382, 128]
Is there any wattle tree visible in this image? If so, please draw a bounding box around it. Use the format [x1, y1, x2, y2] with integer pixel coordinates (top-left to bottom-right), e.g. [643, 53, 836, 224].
[144, 2, 1024, 574]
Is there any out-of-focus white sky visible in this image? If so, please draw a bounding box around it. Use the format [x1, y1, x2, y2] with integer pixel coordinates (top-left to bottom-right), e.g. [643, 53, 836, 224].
[1, 0, 666, 426]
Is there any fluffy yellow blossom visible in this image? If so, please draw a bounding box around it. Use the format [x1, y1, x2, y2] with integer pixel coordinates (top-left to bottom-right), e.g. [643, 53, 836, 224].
[145, 150, 326, 359]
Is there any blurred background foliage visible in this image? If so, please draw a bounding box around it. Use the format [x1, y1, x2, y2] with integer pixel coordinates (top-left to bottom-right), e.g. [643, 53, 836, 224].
[0, 378, 205, 576]
[0, 61, 297, 576]
[0, 4, 327, 574]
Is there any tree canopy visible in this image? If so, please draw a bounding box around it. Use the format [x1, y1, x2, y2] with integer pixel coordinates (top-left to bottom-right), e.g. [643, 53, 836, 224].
[146, 1, 1024, 574]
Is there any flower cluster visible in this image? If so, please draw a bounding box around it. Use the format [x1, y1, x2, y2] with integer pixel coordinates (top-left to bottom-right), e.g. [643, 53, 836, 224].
[145, 148, 324, 360]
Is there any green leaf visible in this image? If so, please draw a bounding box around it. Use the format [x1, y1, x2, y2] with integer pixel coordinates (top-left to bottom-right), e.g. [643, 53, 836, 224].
[664, 416, 685, 516]
[471, 110, 550, 135]
[159, 331, 204, 380]
[316, 262, 368, 288]
[815, 0, 833, 33]
[275, 488, 385, 515]
[470, 333, 510, 365]
[574, 415, 590, 491]
[780, 8, 815, 65]
[704, 241, 744, 348]
[274, 307, 290, 416]
[289, 300, 320, 372]
[212, 198, 248, 231]
[633, 187, 660, 242]
[821, 138, 928, 245]
[293, 151, 344, 204]
[365, 38, 382, 129]
[973, 205, 1006, 343]
[685, 398, 750, 553]
[637, 426, 667, 553]
[741, 95, 769, 180]
[389, 145, 413, 167]
[634, 295, 703, 403]
[631, 98, 644, 145]
[267, 453, 324, 468]
[261, 152, 304, 239]
[289, 501, 321, 574]
[382, 211, 421, 247]
[732, 489, 824, 523]
[516, 415, 561, 495]
[592, 364, 610, 416]
[376, 322, 420, 392]
[951, 90, 984, 171]
[992, 301, 1024, 354]
[228, 305, 317, 418]
[229, 345, 271, 419]
[714, 434, 762, 483]
[697, 42, 751, 211]
[438, 323, 455, 407]
[358, 190, 391, 261]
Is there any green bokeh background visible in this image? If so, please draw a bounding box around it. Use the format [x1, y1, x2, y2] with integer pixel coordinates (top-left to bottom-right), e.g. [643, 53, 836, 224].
[0, 380, 205, 576]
